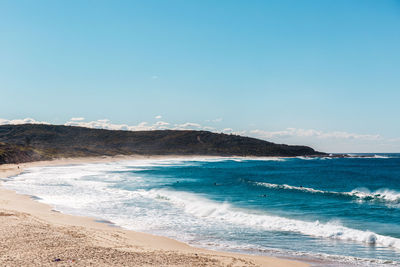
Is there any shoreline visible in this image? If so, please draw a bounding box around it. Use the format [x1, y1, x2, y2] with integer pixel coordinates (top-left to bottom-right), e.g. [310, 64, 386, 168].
[0, 156, 310, 266]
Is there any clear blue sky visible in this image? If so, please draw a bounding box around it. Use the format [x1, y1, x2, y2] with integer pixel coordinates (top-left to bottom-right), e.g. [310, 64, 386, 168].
[1, 0, 400, 152]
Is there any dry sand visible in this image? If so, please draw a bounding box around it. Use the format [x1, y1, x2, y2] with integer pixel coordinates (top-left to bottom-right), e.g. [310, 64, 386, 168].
[0, 156, 310, 267]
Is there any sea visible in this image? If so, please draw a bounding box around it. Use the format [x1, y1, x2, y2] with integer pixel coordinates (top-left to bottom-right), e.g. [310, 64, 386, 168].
[3, 154, 400, 266]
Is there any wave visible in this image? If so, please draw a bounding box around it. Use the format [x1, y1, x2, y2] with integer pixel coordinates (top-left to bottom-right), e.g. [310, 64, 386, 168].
[296, 155, 394, 160]
[253, 182, 328, 194]
[349, 188, 400, 202]
[296, 156, 336, 160]
[296, 156, 320, 160]
[373, 155, 391, 159]
[252, 182, 400, 203]
[346, 154, 392, 159]
[140, 189, 400, 250]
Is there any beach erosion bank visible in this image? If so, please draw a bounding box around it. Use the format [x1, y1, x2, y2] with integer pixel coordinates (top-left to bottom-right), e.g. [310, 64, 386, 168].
[0, 156, 309, 267]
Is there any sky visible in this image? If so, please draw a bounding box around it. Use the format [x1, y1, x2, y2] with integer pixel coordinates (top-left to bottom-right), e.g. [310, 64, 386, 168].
[1, 0, 400, 153]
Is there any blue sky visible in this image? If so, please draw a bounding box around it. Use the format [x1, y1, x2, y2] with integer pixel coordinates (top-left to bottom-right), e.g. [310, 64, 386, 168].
[1, 0, 400, 153]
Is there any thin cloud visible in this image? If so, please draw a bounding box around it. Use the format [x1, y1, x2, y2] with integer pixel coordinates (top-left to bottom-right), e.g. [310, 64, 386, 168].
[250, 128, 381, 141]
[205, 118, 223, 123]
[70, 117, 85, 121]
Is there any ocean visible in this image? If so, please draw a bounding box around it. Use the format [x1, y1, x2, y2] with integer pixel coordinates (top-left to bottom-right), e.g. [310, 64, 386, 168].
[3, 155, 400, 266]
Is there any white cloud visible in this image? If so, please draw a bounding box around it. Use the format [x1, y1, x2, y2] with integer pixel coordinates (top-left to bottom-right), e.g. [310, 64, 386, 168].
[152, 75, 159, 80]
[155, 115, 162, 119]
[206, 118, 223, 123]
[155, 121, 169, 126]
[65, 119, 130, 131]
[127, 122, 153, 131]
[0, 118, 49, 125]
[222, 128, 233, 133]
[154, 121, 170, 129]
[70, 117, 85, 121]
[202, 126, 215, 131]
[173, 122, 202, 130]
[65, 119, 169, 132]
[64, 119, 208, 132]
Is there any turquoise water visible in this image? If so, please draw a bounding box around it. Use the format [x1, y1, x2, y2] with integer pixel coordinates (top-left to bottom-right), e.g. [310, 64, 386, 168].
[4, 155, 400, 265]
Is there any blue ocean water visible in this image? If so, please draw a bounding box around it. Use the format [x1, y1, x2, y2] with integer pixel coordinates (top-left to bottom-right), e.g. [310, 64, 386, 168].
[4, 155, 400, 266]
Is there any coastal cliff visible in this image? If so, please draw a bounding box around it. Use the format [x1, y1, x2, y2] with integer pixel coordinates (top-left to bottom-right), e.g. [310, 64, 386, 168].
[0, 124, 326, 164]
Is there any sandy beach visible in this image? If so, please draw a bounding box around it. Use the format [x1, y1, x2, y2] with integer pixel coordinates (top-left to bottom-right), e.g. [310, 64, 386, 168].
[0, 156, 309, 267]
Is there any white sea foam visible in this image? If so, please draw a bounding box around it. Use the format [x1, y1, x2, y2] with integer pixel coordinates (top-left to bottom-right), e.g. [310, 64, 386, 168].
[254, 182, 327, 194]
[346, 154, 391, 159]
[140, 189, 400, 250]
[235, 157, 286, 161]
[118, 156, 285, 166]
[297, 155, 392, 160]
[296, 156, 319, 160]
[373, 155, 390, 159]
[253, 182, 400, 203]
[3, 160, 400, 265]
[349, 188, 400, 202]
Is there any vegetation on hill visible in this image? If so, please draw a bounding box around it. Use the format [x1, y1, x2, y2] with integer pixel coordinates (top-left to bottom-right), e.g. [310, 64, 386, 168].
[0, 124, 326, 164]
[0, 142, 44, 164]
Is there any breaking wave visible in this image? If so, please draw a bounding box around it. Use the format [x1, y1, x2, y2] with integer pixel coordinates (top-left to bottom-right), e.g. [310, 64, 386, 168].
[140, 189, 400, 250]
[253, 182, 400, 203]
